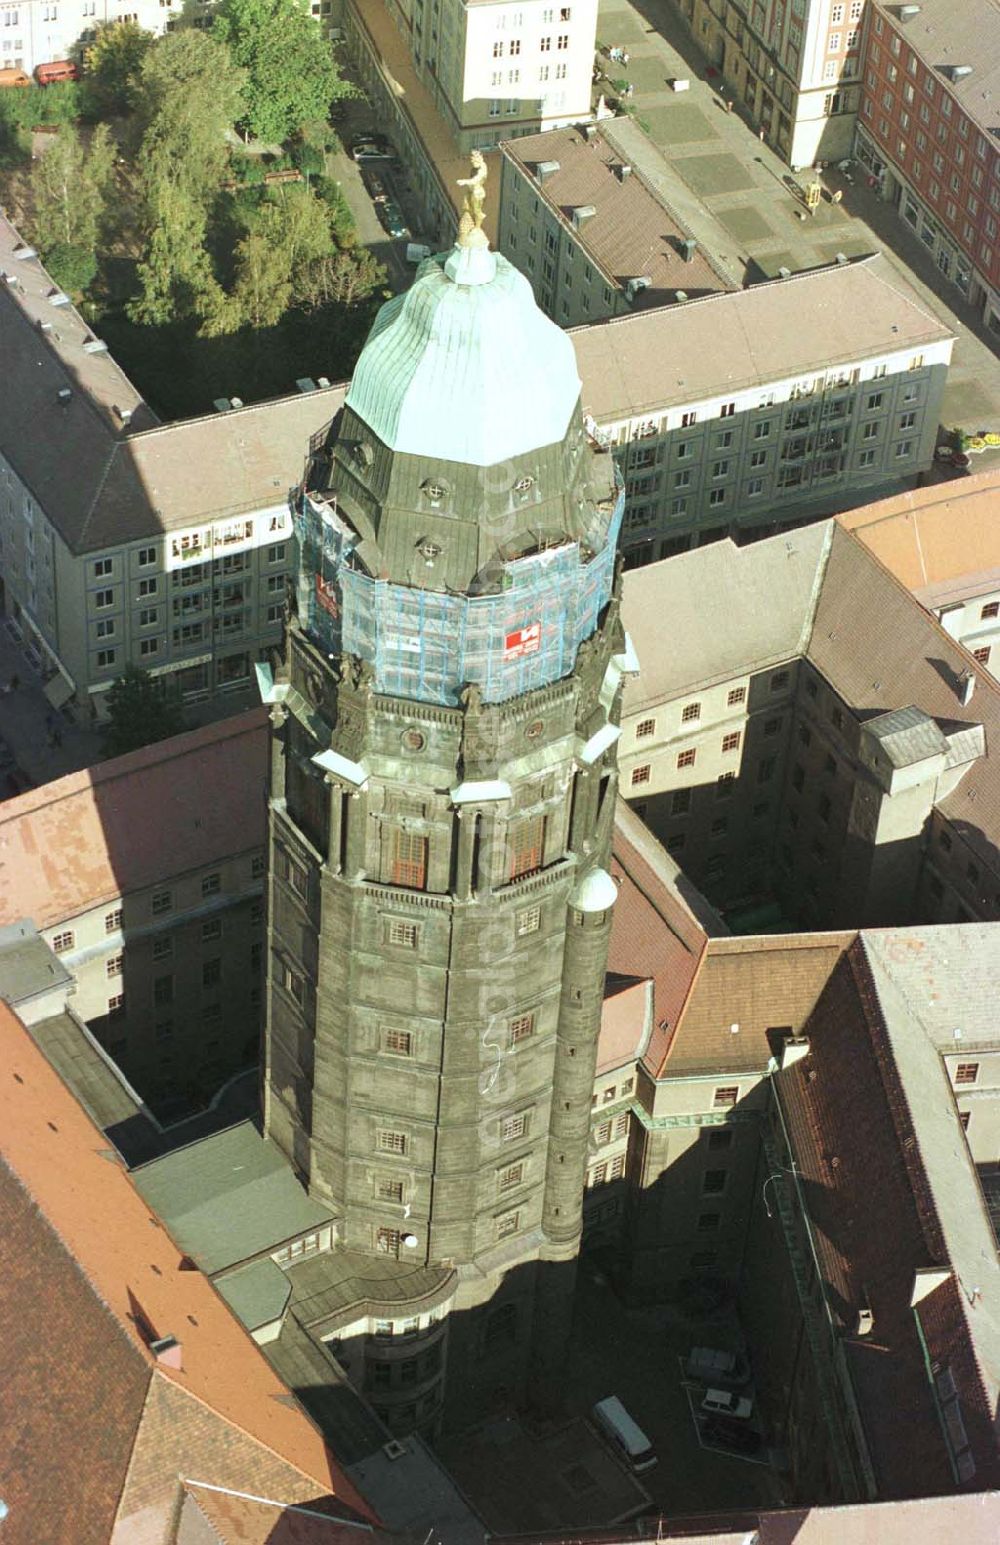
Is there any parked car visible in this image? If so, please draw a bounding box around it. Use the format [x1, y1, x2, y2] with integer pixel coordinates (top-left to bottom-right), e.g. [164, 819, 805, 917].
[378, 198, 409, 238]
[686, 1346, 751, 1388]
[702, 1387, 753, 1420]
[362, 170, 388, 203]
[351, 134, 393, 161]
[703, 1417, 763, 1455]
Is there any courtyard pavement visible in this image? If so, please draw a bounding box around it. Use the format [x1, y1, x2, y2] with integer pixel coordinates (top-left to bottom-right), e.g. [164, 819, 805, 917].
[594, 0, 1000, 434]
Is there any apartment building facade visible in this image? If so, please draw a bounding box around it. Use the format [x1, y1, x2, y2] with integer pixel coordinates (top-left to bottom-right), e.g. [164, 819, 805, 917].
[0, 220, 343, 716]
[381, 0, 598, 152]
[0, 0, 171, 76]
[569, 255, 952, 560]
[498, 124, 734, 326]
[672, 0, 865, 168]
[854, 0, 1000, 333]
[616, 519, 1000, 934]
[0, 714, 268, 1118]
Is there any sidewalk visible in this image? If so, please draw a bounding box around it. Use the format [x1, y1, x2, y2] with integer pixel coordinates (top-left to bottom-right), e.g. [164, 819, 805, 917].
[0, 621, 259, 796]
[596, 0, 1000, 431]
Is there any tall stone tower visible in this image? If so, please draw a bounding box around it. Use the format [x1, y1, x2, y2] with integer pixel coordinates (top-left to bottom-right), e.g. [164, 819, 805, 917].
[261, 207, 625, 1435]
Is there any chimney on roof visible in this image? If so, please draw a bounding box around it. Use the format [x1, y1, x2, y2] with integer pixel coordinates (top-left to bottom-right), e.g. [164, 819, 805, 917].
[680, 236, 698, 263]
[959, 670, 976, 707]
[625, 275, 651, 302]
[114, 404, 132, 426]
[57, 387, 71, 406]
[572, 204, 596, 229]
[674, 289, 688, 302]
[853, 1291, 874, 1337]
[582, 123, 597, 142]
[779, 1035, 810, 1070]
[150, 1335, 183, 1370]
[615, 162, 632, 183]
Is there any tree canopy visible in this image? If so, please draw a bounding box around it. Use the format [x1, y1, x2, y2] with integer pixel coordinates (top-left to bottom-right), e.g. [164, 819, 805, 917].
[86, 19, 153, 115]
[102, 664, 185, 759]
[214, 0, 348, 144]
[30, 123, 114, 295]
[128, 31, 245, 325]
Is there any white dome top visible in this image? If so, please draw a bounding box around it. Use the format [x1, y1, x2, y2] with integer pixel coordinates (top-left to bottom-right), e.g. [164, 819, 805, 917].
[345, 243, 582, 468]
[571, 867, 619, 914]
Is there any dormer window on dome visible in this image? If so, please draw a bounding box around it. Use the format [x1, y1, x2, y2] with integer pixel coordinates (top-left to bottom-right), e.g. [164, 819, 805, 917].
[422, 478, 448, 504]
[418, 539, 443, 567]
[514, 475, 536, 496]
[353, 441, 374, 468]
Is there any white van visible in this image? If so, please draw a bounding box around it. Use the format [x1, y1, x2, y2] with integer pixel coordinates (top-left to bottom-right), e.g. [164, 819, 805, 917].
[591, 1395, 657, 1473]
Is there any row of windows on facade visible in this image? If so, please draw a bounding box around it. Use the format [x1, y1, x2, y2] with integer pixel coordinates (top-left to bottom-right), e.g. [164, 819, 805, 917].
[92, 615, 281, 670]
[611, 367, 927, 451]
[490, 32, 571, 56]
[870, 14, 997, 159]
[625, 391, 923, 463]
[91, 544, 286, 583]
[626, 419, 922, 488]
[50, 864, 264, 954]
[94, 579, 285, 634]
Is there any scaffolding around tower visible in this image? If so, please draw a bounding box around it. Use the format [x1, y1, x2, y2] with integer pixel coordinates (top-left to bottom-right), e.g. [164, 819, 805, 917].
[294, 487, 623, 707]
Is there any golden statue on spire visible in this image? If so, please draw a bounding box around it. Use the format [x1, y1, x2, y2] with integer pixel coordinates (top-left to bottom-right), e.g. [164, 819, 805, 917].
[456, 150, 488, 245]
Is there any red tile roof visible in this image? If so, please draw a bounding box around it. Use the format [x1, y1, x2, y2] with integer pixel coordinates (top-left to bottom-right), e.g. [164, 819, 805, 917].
[0, 999, 375, 1543]
[0, 710, 268, 929]
[609, 802, 713, 1076]
[598, 976, 650, 1075]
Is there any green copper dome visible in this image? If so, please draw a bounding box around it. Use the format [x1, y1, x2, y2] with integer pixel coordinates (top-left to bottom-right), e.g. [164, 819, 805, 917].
[345, 242, 582, 468]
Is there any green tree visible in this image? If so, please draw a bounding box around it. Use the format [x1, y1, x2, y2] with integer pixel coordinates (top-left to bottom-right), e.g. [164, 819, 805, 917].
[30, 122, 114, 256]
[128, 31, 244, 325]
[43, 243, 98, 296]
[230, 231, 294, 328]
[87, 19, 153, 115]
[214, 0, 348, 144]
[102, 664, 184, 760]
[256, 182, 332, 274]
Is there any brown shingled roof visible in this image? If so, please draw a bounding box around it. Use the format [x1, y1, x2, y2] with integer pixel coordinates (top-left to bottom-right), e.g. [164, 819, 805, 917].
[0, 998, 375, 1542]
[664, 932, 854, 1079]
[503, 125, 732, 307]
[0, 711, 268, 930]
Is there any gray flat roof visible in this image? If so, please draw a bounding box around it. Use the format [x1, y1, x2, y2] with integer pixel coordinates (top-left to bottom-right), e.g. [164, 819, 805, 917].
[0, 920, 73, 1006]
[621, 520, 832, 712]
[131, 1119, 334, 1275]
[571, 254, 953, 422]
